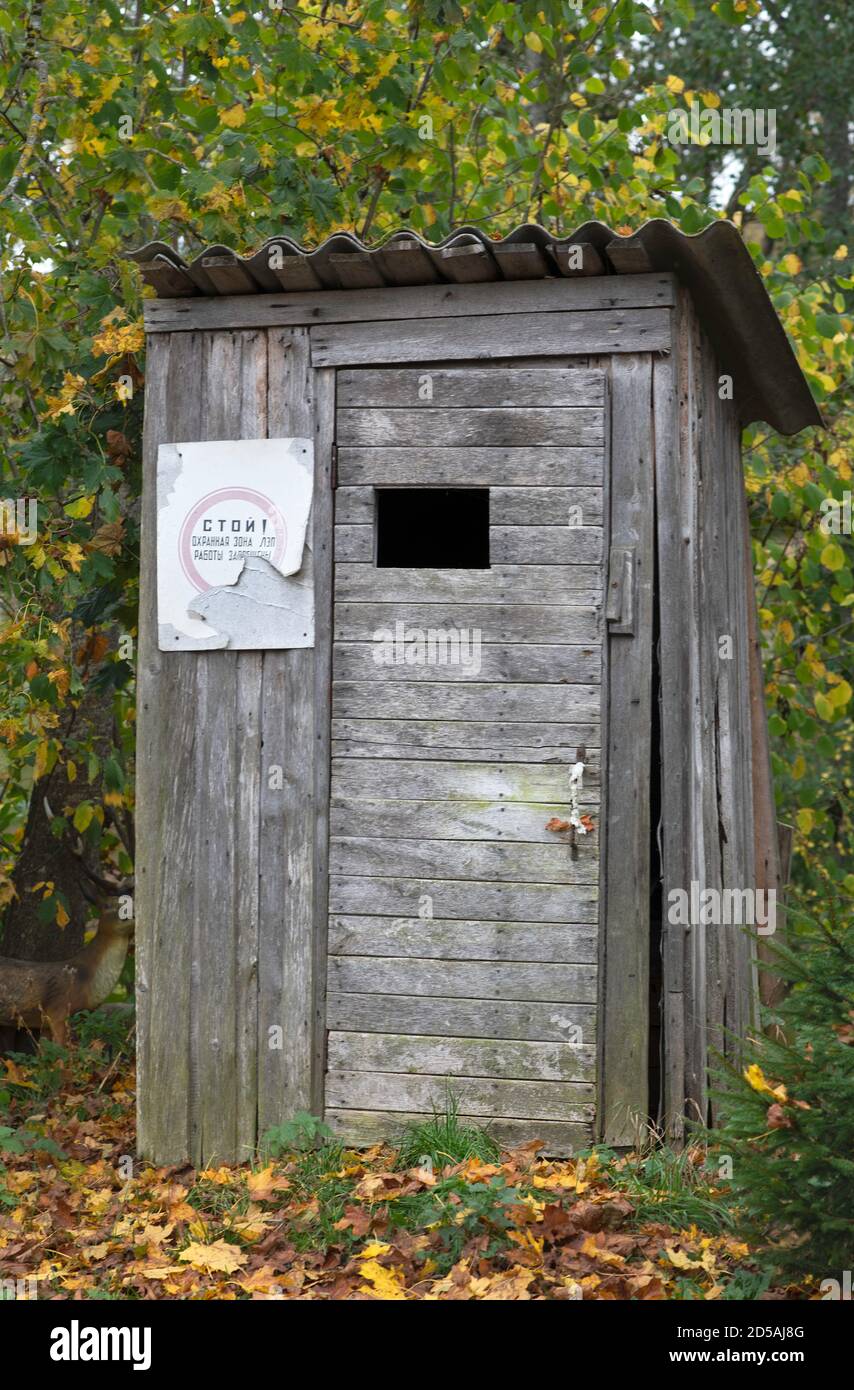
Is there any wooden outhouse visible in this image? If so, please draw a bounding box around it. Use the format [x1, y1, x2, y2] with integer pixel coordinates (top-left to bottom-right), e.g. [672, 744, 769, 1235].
[131, 220, 820, 1164]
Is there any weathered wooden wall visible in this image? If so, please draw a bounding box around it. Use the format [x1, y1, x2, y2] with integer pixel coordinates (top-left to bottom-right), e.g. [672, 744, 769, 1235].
[655, 288, 759, 1141]
[136, 329, 332, 1165]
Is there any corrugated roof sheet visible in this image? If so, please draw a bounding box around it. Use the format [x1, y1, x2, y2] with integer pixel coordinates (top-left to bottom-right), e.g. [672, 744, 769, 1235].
[129, 219, 821, 435]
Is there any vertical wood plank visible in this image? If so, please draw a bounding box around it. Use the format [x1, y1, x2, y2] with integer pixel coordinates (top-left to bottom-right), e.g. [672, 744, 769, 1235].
[259, 328, 327, 1131]
[136, 332, 204, 1164]
[312, 368, 335, 1113]
[233, 336, 266, 1158]
[600, 355, 654, 1146]
[717, 348, 758, 1053]
[685, 305, 708, 1131]
[745, 495, 787, 1016]
[653, 296, 689, 1142]
[192, 331, 268, 1163]
[656, 292, 762, 1139]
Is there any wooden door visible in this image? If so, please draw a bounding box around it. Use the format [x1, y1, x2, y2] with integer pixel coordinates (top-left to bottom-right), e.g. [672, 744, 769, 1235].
[325, 364, 609, 1152]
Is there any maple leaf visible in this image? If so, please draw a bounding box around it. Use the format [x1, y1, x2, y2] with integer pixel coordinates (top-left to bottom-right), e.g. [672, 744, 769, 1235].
[358, 1258, 408, 1300]
[247, 1165, 291, 1202]
[665, 1245, 704, 1270]
[743, 1063, 788, 1102]
[198, 1167, 234, 1185]
[545, 817, 571, 832]
[139, 1222, 174, 1249]
[352, 1171, 410, 1202]
[468, 1266, 535, 1299]
[333, 1205, 372, 1236]
[235, 1265, 298, 1298]
[580, 1234, 625, 1267]
[178, 1240, 247, 1275]
[64, 543, 85, 572]
[90, 521, 125, 556]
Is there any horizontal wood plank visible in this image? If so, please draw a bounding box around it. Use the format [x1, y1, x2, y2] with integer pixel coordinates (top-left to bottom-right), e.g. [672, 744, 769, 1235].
[333, 681, 601, 721]
[327, 992, 597, 1043]
[334, 563, 601, 605]
[328, 916, 598, 963]
[334, 523, 603, 566]
[338, 366, 607, 408]
[311, 307, 670, 366]
[328, 956, 597, 1004]
[325, 1070, 594, 1121]
[331, 718, 599, 757]
[330, 836, 599, 885]
[331, 757, 599, 803]
[332, 738, 597, 766]
[336, 447, 604, 487]
[144, 273, 676, 332]
[334, 603, 601, 645]
[328, 1032, 596, 1082]
[324, 1108, 591, 1154]
[336, 484, 603, 527]
[337, 406, 604, 448]
[332, 640, 601, 684]
[328, 877, 598, 925]
[330, 798, 599, 844]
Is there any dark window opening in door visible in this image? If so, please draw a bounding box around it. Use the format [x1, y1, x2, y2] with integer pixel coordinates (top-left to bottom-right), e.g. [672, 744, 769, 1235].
[375, 488, 490, 568]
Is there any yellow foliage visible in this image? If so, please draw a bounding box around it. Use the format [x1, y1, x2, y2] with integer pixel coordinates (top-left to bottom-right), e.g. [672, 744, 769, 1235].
[744, 1064, 788, 1103]
[220, 104, 247, 128]
[179, 1240, 247, 1274]
[44, 373, 86, 420]
[358, 1258, 408, 1299]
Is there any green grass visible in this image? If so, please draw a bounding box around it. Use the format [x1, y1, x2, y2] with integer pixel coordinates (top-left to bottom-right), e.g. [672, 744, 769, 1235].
[395, 1092, 501, 1171]
[605, 1145, 735, 1233]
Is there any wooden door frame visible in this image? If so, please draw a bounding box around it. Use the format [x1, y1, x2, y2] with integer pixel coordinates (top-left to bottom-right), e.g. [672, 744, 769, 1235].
[318, 349, 657, 1147]
[597, 353, 655, 1147]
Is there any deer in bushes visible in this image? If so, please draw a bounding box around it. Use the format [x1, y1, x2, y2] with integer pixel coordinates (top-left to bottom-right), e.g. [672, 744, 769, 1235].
[0, 839, 133, 1048]
[0, 909, 133, 1046]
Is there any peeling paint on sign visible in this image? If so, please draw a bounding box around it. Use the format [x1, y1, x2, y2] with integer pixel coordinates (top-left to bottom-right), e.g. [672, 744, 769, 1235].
[156, 437, 314, 651]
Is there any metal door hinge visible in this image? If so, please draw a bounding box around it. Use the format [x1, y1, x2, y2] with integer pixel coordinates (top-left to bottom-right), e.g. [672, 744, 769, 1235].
[606, 544, 636, 635]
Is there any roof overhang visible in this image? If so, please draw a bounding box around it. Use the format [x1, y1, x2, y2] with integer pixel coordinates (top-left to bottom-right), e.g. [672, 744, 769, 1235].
[129, 219, 821, 436]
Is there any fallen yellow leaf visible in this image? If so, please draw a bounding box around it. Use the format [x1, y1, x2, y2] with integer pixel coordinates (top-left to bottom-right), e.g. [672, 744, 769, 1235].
[178, 1240, 247, 1274]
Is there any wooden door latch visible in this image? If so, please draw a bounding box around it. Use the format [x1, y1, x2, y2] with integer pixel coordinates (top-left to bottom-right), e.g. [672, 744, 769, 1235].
[606, 544, 636, 635]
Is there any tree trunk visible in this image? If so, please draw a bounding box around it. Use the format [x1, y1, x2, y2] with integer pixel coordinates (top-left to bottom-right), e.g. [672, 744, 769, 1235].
[1, 680, 123, 961]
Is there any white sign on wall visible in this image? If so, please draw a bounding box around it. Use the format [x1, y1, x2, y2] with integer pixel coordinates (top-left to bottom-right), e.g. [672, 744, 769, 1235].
[156, 438, 314, 651]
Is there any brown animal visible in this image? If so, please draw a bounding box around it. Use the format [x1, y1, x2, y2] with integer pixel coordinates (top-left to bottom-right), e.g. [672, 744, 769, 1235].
[0, 911, 133, 1045]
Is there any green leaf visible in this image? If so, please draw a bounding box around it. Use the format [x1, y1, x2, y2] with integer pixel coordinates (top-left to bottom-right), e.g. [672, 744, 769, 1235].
[820, 542, 845, 572]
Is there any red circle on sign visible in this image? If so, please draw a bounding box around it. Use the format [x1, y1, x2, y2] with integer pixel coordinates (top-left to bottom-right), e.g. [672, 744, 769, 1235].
[179, 487, 287, 592]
